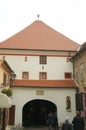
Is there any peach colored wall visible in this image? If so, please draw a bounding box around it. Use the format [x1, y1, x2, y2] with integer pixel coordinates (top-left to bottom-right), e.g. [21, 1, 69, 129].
[0, 62, 10, 87]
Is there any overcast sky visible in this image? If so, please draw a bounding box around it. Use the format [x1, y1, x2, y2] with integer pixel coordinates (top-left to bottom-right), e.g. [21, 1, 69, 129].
[0, 0, 86, 44]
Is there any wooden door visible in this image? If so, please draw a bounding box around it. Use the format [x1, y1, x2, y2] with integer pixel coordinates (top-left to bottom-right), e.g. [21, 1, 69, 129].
[9, 105, 15, 125]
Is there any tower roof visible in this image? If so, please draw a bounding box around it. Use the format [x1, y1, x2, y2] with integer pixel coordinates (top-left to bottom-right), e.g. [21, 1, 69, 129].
[0, 20, 79, 51]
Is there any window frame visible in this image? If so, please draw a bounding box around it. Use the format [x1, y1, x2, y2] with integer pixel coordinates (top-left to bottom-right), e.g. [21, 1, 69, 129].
[22, 72, 29, 79]
[39, 72, 47, 80]
[3, 72, 7, 86]
[39, 56, 47, 64]
[24, 56, 28, 62]
[64, 72, 72, 79]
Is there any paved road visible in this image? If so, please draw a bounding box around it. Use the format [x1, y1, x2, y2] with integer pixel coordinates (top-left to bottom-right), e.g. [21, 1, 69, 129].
[22, 126, 48, 130]
[11, 125, 86, 130]
[11, 126, 61, 130]
[11, 126, 50, 130]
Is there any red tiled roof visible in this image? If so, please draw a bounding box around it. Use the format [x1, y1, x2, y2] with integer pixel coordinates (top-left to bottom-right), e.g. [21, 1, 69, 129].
[13, 79, 77, 88]
[0, 20, 79, 51]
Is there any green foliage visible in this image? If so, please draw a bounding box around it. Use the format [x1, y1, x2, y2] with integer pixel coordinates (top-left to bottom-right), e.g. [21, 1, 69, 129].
[1, 88, 12, 97]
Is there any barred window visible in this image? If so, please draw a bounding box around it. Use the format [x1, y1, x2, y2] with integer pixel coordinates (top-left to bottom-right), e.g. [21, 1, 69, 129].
[39, 72, 47, 79]
[39, 56, 47, 64]
[65, 72, 72, 79]
[22, 72, 29, 79]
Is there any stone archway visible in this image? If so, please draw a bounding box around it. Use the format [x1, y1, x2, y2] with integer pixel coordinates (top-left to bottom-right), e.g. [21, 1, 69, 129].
[22, 99, 57, 127]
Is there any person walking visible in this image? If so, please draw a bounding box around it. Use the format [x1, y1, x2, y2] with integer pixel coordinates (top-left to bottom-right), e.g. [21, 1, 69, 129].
[72, 111, 85, 130]
[47, 112, 53, 130]
[61, 117, 72, 130]
[52, 112, 59, 130]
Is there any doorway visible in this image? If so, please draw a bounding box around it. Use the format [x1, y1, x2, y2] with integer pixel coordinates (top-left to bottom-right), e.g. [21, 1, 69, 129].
[22, 99, 57, 127]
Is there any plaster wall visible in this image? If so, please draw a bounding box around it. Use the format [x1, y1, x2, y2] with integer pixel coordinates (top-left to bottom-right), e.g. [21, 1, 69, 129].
[12, 87, 76, 126]
[3, 55, 73, 80]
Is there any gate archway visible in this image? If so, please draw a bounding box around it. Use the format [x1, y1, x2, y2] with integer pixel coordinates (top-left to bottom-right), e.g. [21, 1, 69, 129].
[22, 99, 57, 127]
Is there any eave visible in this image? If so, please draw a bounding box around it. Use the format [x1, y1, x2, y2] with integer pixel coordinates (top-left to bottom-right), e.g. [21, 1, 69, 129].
[13, 79, 77, 88]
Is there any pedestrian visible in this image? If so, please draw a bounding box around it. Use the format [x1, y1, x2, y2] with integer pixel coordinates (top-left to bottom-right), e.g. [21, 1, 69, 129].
[72, 111, 85, 130]
[47, 112, 53, 130]
[61, 116, 72, 130]
[52, 112, 59, 130]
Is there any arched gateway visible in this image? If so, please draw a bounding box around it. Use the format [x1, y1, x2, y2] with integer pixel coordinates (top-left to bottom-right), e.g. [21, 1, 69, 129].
[22, 99, 57, 127]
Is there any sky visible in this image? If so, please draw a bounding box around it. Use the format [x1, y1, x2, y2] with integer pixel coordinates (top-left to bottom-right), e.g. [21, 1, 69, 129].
[0, 0, 86, 45]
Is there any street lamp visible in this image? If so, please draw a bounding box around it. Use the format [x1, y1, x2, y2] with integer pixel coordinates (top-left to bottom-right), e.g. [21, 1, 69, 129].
[10, 72, 16, 79]
[75, 87, 79, 93]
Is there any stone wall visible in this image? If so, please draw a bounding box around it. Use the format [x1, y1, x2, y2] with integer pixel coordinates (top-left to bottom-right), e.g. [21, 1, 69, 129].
[73, 50, 86, 92]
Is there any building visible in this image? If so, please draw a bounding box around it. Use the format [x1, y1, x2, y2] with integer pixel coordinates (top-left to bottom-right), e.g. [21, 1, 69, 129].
[71, 42, 86, 117]
[0, 20, 80, 127]
[0, 60, 15, 130]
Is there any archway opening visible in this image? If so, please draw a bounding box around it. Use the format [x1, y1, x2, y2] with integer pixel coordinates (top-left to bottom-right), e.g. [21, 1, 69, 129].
[22, 99, 57, 127]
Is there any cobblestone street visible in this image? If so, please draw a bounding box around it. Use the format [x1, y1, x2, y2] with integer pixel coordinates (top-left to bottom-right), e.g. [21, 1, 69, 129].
[10, 123, 86, 130]
[11, 126, 61, 130]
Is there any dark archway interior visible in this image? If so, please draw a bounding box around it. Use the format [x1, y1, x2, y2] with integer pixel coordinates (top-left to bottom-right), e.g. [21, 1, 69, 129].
[22, 99, 57, 127]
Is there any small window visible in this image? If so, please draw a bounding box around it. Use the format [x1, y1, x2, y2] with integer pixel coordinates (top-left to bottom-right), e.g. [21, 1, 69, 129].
[65, 72, 72, 79]
[3, 72, 6, 86]
[22, 72, 29, 79]
[2, 56, 5, 60]
[39, 72, 47, 79]
[39, 56, 47, 64]
[24, 56, 28, 62]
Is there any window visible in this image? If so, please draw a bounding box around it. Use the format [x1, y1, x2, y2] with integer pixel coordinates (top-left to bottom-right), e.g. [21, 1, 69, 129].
[3, 72, 6, 86]
[39, 56, 47, 64]
[39, 72, 47, 79]
[24, 56, 28, 62]
[2, 56, 5, 60]
[65, 72, 72, 79]
[22, 72, 29, 79]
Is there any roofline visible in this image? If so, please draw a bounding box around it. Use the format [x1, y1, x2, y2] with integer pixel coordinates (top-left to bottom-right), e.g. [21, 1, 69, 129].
[0, 48, 77, 52]
[12, 85, 76, 88]
[13, 79, 78, 88]
[3, 60, 13, 72]
[0, 60, 13, 72]
[70, 47, 86, 61]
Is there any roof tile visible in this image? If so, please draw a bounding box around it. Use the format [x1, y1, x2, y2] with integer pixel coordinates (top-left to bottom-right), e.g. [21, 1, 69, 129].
[14, 79, 77, 88]
[0, 20, 79, 51]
